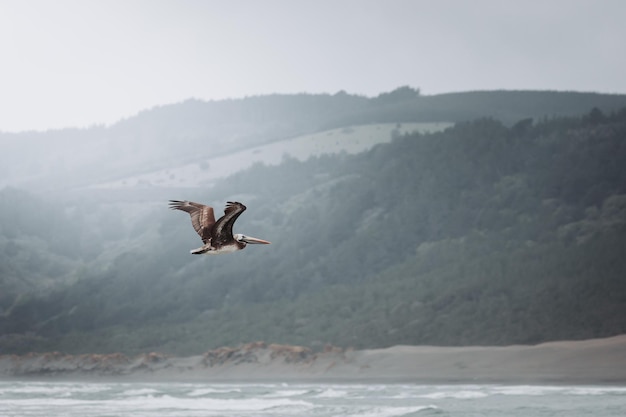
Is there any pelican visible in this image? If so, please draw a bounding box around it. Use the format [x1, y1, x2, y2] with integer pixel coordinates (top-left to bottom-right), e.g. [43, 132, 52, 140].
[169, 200, 271, 255]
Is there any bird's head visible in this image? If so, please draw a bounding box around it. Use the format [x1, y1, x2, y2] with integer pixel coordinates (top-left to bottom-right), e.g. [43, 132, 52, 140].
[234, 233, 271, 246]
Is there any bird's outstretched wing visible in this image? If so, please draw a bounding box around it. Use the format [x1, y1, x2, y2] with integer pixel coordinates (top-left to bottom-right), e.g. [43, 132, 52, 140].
[169, 200, 216, 244]
[212, 201, 247, 245]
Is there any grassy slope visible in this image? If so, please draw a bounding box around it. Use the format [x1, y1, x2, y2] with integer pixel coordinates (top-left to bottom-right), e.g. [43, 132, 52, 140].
[91, 122, 451, 190]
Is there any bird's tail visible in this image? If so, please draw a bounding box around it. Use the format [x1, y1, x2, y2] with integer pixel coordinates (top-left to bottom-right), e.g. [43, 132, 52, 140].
[190, 246, 209, 255]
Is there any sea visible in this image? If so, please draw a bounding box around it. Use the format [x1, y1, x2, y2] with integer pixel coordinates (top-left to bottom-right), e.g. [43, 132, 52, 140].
[1, 380, 625, 417]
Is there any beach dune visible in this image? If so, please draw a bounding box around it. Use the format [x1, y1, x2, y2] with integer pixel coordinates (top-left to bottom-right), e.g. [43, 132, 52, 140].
[1, 335, 625, 384]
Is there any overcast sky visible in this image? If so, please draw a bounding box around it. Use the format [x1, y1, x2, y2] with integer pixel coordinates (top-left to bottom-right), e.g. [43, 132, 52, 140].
[1, 0, 625, 132]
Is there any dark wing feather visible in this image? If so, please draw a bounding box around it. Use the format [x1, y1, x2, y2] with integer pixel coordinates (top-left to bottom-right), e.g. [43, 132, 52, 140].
[212, 201, 247, 245]
[169, 200, 216, 244]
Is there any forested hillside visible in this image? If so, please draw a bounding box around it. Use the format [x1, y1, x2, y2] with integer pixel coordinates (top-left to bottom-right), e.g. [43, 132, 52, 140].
[3, 88, 626, 192]
[1, 107, 625, 355]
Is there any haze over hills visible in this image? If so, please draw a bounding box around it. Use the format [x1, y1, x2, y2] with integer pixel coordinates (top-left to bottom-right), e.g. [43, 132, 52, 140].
[90, 122, 451, 191]
[3, 88, 626, 194]
[0, 87, 625, 355]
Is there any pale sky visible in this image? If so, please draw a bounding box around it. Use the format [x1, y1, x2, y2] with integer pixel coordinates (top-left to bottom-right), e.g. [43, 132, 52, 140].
[1, 0, 625, 132]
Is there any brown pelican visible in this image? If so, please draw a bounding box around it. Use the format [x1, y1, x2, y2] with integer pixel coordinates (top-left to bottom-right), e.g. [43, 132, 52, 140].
[169, 200, 271, 255]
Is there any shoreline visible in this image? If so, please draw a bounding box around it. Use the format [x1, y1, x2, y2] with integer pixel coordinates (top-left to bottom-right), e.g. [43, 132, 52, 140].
[1, 335, 625, 384]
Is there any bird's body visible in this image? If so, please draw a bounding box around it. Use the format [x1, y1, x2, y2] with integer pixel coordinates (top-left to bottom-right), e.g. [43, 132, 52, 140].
[169, 200, 270, 254]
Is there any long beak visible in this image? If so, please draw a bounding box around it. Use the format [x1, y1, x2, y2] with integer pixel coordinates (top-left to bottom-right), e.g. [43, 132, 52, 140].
[242, 235, 271, 245]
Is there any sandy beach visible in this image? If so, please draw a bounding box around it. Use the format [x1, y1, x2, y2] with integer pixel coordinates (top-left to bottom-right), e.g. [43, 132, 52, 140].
[1, 335, 625, 384]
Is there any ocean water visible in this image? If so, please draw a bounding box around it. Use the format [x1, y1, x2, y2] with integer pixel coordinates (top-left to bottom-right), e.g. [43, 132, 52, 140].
[0, 380, 625, 417]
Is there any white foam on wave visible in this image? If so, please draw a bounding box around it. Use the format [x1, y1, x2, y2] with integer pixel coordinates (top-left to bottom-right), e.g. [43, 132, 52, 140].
[456, 384, 626, 398]
[119, 388, 161, 396]
[566, 386, 626, 396]
[115, 394, 314, 412]
[315, 388, 349, 398]
[419, 390, 488, 399]
[495, 385, 626, 397]
[0, 396, 316, 417]
[493, 385, 565, 396]
[0, 382, 109, 396]
[263, 389, 309, 397]
[390, 390, 424, 399]
[187, 387, 242, 397]
[0, 397, 105, 408]
[355, 405, 439, 417]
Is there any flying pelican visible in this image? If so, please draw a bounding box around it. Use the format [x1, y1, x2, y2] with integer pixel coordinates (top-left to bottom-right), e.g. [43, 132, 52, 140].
[169, 200, 271, 255]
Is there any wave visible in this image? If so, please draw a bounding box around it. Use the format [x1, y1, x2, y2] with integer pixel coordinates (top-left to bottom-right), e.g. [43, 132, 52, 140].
[114, 394, 314, 412]
[315, 388, 350, 398]
[408, 384, 626, 401]
[354, 405, 440, 417]
[262, 389, 310, 397]
[1, 381, 623, 416]
[492, 385, 626, 397]
[187, 387, 243, 397]
[419, 389, 489, 399]
[0, 381, 109, 396]
[119, 388, 161, 396]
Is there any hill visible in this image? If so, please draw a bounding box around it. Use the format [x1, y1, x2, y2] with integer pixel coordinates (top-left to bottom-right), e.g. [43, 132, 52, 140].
[1, 105, 625, 355]
[89, 122, 451, 190]
[2, 88, 626, 193]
